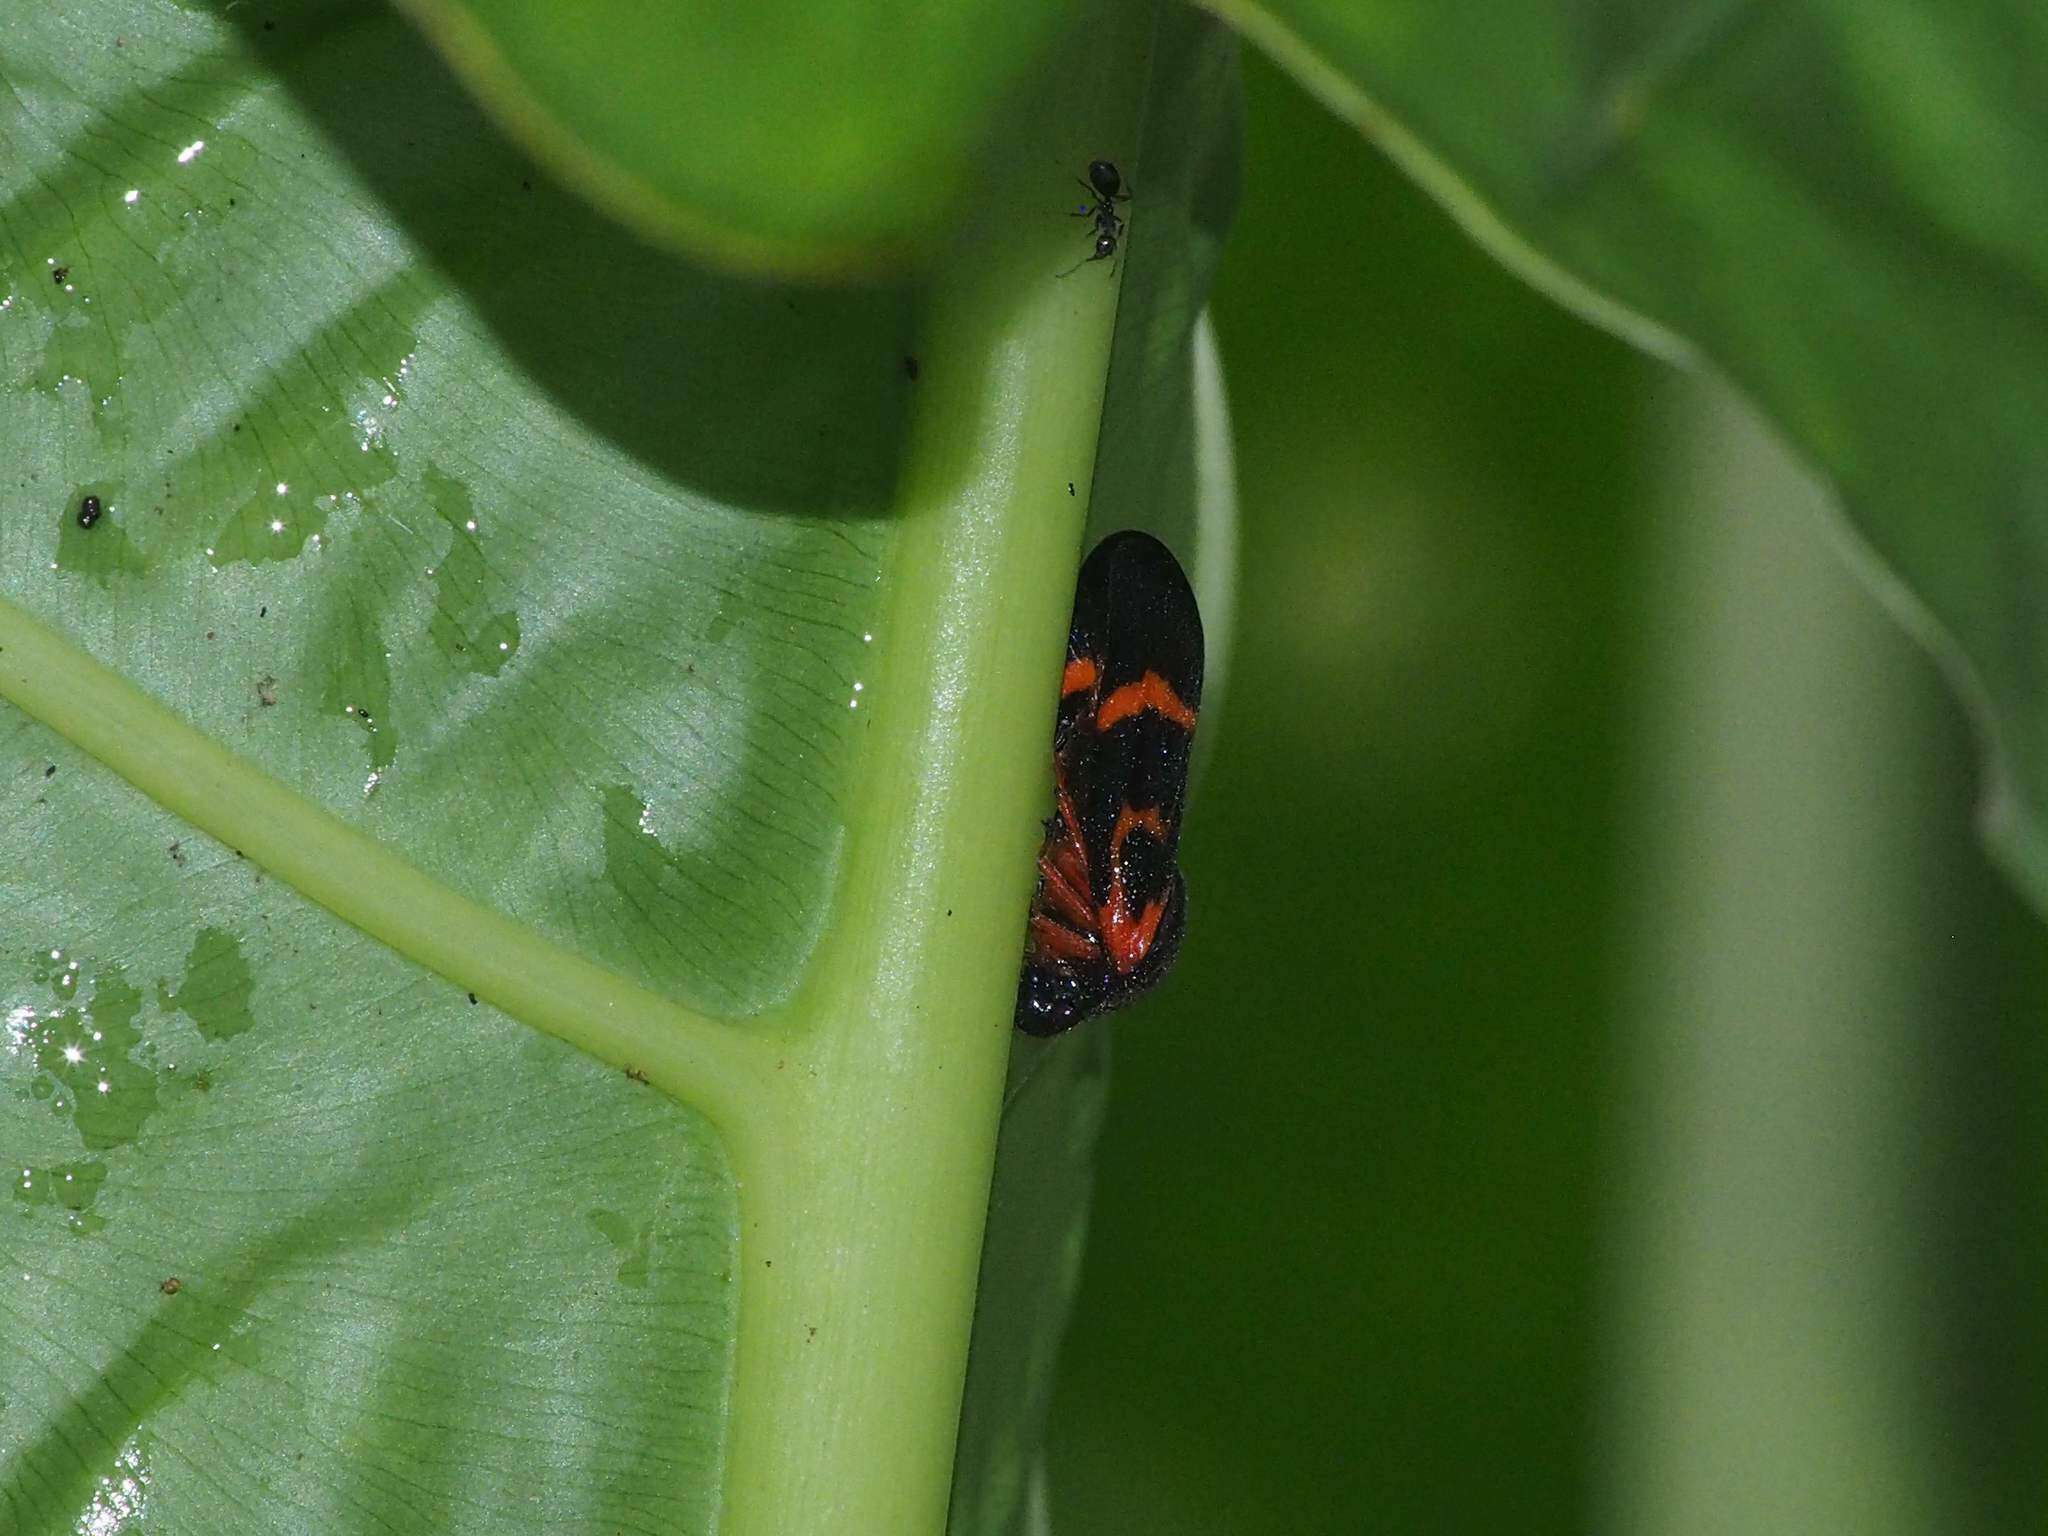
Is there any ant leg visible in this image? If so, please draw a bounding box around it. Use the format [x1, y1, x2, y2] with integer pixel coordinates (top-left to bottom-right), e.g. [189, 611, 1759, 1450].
[1058, 248, 1120, 278]
[1057, 242, 1117, 279]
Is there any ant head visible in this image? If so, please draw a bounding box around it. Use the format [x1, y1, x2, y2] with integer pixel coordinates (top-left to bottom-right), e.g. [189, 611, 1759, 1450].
[1088, 160, 1122, 199]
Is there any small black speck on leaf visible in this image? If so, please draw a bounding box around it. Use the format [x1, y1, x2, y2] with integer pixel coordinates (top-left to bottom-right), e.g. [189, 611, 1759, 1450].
[160, 1276, 183, 1295]
[902, 355, 920, 382]
[43, 765, 55, 778]
[467, 992, 478, 1004]
[1067, 482, 1076, 497]
[51, 266, 68, 285]
[77, 494, 102, 528]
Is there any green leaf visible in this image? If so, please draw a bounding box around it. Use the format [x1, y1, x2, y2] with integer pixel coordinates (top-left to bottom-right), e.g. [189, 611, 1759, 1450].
[1222, 0, 2048, 915]
[951, 1030, 1112, 1536]
[0, 1, 1234, 1532]
[390, 0, 1075, 277]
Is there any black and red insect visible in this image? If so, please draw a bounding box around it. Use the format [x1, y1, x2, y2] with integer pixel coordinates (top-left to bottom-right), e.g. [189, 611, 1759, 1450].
[1016, 529, 1203, 1034]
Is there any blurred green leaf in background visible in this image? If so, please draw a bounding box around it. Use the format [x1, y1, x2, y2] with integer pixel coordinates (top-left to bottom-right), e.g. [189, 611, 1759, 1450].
[1050, 51, 2048, 1536]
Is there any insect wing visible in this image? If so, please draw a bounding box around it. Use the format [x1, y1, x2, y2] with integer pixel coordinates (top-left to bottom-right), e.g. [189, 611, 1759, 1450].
[1016, 530, 1202, 1034]
[1064, 530, 1203, 876]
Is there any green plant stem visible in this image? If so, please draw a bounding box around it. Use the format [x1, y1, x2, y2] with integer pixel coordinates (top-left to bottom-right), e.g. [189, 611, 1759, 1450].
[712, 25, 1149, 1529]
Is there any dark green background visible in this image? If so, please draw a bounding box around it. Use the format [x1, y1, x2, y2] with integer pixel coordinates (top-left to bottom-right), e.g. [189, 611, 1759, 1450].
[1047, 54, 2048, 1535]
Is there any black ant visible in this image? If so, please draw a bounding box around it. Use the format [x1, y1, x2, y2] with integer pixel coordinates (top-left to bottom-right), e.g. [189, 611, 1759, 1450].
[1060, 159, 1129, 276]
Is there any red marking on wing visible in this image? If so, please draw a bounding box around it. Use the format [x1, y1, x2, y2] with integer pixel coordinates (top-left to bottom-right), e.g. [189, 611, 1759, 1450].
[1055, 774, 1088, 852]
[1030, 912, 1101, 964]
[1108, 804, 1167, 862]
[1062, 654, 1100, 698]
[1100, 884, 1168, 975]
[1026, 764, 1104, 967]
[1097, 805, 1174, 974]
[1094, 670, 1196, 732]
[1040, 832, 1095, 933]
